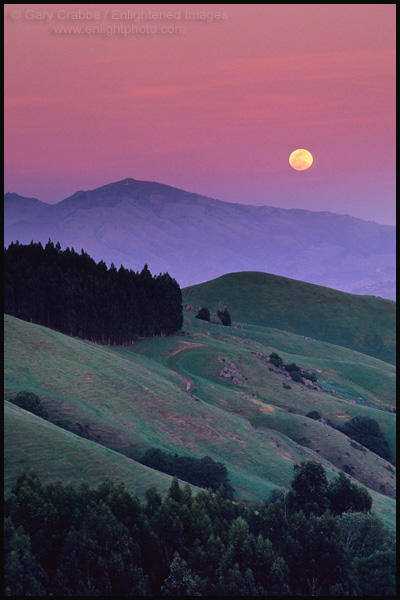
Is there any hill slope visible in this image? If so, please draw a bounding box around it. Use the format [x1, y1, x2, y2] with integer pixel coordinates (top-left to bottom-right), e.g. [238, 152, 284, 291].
[4, 315, 313, 502]
[4, 178, 396, 298]
[4, 401, 181, 501]
[183, 272, 396, 364]
[4, 312, 396, 530]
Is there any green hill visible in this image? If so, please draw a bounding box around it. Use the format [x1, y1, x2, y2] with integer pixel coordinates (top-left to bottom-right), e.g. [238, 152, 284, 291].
[4, 401, 180, 500]
[4, 310, 396, 530]
[4, 315, 314, 502]
[182, 272, 396, 364]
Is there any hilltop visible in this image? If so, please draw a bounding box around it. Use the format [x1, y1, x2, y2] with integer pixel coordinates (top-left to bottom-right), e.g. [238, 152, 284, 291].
[4, 178, 396, 298]
[182, 271, 396, 365]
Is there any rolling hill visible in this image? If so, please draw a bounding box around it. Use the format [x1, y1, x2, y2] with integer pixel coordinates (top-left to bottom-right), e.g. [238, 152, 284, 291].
[4, 401, 181, 502]
[182, 271, 396, 365]
[4, 178, 396, 299]
[4, 268, 396, 529]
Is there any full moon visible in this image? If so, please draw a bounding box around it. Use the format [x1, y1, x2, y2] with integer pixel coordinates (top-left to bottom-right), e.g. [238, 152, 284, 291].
[289, 149, 313, 171]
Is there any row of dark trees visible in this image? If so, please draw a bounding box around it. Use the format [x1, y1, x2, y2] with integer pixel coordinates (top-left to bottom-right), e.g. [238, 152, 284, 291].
[4, 463, 395, 596]
[4, 241, 183, 344]
[139, 448, 234, 497]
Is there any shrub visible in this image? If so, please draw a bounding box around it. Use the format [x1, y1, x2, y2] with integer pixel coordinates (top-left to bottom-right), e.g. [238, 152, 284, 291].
[290, 370, 303, 383]
[307, 411, 322, 420]
[269, 353, 283, 367]
[196, 307, 210, 322]
[302, 371, 318, 383]
[285, 363, 300, 373]
[285, 363, 303, 382]
[284, 363, 317, 384]
[9, 391, 48, 420]
[337, 416, 391, 461]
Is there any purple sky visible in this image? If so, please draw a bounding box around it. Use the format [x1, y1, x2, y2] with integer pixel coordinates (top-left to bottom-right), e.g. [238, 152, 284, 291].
[4, 3, 396, 225]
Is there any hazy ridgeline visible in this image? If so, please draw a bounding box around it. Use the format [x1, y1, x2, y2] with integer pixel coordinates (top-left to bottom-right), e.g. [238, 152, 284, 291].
[4, 178, 396, 299]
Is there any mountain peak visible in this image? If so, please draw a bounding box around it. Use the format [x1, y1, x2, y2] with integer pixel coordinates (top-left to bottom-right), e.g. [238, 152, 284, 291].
[53, 178, 211, 214]
[4, 178, 396, 299]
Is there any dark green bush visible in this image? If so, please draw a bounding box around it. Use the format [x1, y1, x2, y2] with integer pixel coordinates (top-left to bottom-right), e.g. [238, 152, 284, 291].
[307, 411, 321, 420]
[269, 353, 283, 367]
[9, 391, 48, 420]
[302, 371, 318, 383]
[195, 307, 210, 321]
[290, 370, 303, 383]
[337, 416, 391, 461]
[285, 363, 300, 373]
[328, 472, 372, 515]
[285, 363, 303, 381]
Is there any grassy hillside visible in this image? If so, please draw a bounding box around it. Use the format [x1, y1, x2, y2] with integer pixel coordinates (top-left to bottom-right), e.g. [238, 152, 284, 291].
[4, 401, 180, 500]
[4, 315, 317, 503]
[4, 311, 396, 530]
[182, 272, 396, 364]
[118, 315, 396, 481]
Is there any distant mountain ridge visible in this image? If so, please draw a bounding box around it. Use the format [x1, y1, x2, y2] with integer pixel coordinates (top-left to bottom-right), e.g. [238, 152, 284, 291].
[4, 178, 396, 299]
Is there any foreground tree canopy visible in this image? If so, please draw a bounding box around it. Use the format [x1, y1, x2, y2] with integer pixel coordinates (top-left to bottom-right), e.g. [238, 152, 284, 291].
[4, 462, 395, 596]
[4, 241, 183, 344]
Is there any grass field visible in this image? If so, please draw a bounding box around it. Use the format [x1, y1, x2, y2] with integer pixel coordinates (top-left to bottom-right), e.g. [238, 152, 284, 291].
[5, 315, 318, 503]
[4, 309, 396, 530]
[4, 401, 181, 501]
[182, 271, 396, 364]
[3, 272, 396, 531]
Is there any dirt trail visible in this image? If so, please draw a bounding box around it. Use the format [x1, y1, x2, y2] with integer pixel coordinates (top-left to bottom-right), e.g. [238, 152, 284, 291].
[166, 342, 203, 393]
[167, 342, 203, 357]
[172, 371, 193, 392]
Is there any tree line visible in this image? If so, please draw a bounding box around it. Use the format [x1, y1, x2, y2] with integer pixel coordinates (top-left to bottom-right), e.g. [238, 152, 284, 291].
[139, 448, 234, 498]
[4, 241, 183, 344]
[4, 462, 395, 596]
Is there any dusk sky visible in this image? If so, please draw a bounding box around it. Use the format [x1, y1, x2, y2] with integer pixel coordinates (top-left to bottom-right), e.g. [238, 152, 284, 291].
[4, 4, 396, 225]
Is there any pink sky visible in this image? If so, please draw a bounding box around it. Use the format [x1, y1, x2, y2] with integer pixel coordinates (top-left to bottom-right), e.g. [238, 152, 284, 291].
[4, 4, 396, 224]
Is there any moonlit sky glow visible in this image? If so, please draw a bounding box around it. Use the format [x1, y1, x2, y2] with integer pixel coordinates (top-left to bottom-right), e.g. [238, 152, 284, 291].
[4, 4, 396, 225]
